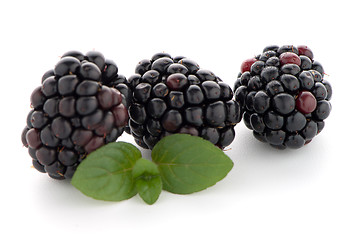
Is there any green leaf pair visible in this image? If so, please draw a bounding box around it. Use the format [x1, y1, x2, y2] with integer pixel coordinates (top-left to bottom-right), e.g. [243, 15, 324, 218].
[71, 134, 233, 205]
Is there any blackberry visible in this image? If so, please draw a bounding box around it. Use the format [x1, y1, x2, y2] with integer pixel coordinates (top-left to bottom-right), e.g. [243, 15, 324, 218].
[234, 45, 332, 149]
[21, 51, 129, 179]
[127, 53, 242, 149]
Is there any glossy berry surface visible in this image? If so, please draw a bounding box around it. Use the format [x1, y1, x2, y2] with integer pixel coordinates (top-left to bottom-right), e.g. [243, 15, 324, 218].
[128, 53, 242, 149]
[296, 91, 317, 114]
[22, 51, 129, 179]
[235, 45, 332, 149]
[279, 52, 301, 66]
[241, 58, 258, 73]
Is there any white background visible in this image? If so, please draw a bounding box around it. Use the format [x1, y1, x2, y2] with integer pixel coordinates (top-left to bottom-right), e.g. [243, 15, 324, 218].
[1, 0, 359, 239]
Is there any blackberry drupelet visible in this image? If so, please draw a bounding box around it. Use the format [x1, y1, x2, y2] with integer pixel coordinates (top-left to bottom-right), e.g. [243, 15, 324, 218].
[234, 45, 332, 149]
[127, 53, 242, 149]
[21, 51, 129, 179]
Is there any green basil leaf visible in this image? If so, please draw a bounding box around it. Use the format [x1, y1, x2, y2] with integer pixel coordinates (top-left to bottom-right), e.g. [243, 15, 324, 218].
[132, 158, 162, 205]
[71, 142, 141, 201]
[152, 134, 233, 194]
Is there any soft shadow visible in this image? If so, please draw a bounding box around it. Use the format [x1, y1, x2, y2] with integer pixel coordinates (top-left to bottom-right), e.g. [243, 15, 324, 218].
[33, 176, 119, 208]
[140, 148, 152, 160]
[223, 125, 326, 191]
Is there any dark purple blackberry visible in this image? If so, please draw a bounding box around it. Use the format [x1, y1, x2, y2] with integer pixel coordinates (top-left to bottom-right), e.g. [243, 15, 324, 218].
[128, 53, 242, 149]
[234, 45, 332, 149]
[76, 52, 133, 135]
[22, 51, 129, 180]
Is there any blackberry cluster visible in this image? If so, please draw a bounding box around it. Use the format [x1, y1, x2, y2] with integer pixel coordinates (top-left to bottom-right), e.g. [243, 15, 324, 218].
[127, 53, 242, 149]
[21, 51, 129, 179]
[234, 45, 332, 149]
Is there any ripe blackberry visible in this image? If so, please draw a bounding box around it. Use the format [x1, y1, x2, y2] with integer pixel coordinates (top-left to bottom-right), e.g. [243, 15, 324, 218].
[127, 53, 242, 149]
[234, 45, 332, 149]
[21, 51, 129, 179]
